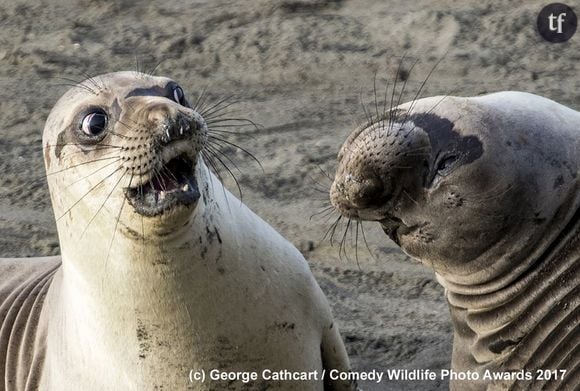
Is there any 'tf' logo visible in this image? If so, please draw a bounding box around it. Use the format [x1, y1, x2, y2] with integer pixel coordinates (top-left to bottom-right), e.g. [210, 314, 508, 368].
[549, 12, 567, 33]
[538, 3, 577, 42]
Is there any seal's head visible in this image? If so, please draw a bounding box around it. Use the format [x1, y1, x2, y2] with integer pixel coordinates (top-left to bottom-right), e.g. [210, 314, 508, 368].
[43, 71, 207, 239]
[331, 95, 578, 284]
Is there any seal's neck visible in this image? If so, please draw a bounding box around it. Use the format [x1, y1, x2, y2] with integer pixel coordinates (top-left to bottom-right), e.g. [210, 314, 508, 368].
[46, 163, 238, 389]
[437, 199, 580, 375]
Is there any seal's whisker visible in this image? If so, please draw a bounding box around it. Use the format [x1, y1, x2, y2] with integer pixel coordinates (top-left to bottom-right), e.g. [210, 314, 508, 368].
[198, 94, 234, 116]
[47, 156, 121, 177]
[43, 142, 123, 149]
[200, 95, 238, 118]
[403, 189, 419, 206]
[104, 169, 131, 276]
[65, 158, 122, 189]
[329, 215, 344, 247]
[388, 58, 418, 137]
[151, 167, 168, 193]
[314, 197, 333, 204]
[314, 208, 337, 222]
[207, 135, 262, 170]
[52, 77, 98, 95]
[373, 72, 381, 126]
[201, 152, 234, 209]
[205, 117, 261, 132]
[310, 205, 335, 221]
[307, 173, 331, 194]
[192, 86, 208, 112]
[80, 166, 128, 239]
[206, 128, 258, 142]
[463, 184, 514, 202]
[79, 71, 105, 94]
[146, 58, 168, 76]
[359, 221, 376, 261]
[201, 151, 230, 203]
[205, 142, 242, 174]
[201, 152, 225, 183]
[400, 56, 445, 128]
[115, 118, 140, 131]
[321, 209, 341, 226]
[203, 144, 243, 201]
[49, 82, 98, 95]
[312, 187, 331, 195]
[57, 166, 124, 221]
[338, 217, 352, 261]
[57, 147, 123, 157]
[387, 54, 406, 133]
[354, 220, 362, 269]
[400, 145, 431, 154]
[322, 215, 341, 244]
[159, 163, 179, 184]
[207, 123, 256, 131]
[359, 91, 372, 127]
[315, 165, 335, 184]
[108, 130, 132, 140]
[138, 154, 146, 247]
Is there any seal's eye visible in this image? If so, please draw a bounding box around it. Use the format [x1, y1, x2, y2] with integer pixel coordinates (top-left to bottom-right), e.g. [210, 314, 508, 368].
[80, 110, 108, 137]
[436, 155, 458, 173]
[172, 86, 185, 104]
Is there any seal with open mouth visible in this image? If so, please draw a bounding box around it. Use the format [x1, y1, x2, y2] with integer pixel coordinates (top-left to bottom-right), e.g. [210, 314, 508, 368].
[331, 92, 580, 390]
[0, 71, 355, 391]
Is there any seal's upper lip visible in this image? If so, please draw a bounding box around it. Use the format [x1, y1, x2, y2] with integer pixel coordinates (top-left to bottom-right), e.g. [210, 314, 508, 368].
[126, 154, 200, 216]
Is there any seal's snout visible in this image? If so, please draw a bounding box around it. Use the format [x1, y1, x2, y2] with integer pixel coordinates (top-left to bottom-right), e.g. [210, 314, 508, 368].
[159, 112, 203, 146]
[330, 127, 394, 221]
[330, 173, 386, 217]
[120, 96, 207, 217]
[330, 117, 428, 222]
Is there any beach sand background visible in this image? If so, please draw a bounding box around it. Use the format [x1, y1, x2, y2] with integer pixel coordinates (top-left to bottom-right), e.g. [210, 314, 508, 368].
[0, 0, 578, 389]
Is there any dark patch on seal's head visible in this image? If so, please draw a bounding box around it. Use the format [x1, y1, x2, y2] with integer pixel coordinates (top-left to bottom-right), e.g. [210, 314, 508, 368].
[408, 113, 484, 186]
[55, 130, 68, 159]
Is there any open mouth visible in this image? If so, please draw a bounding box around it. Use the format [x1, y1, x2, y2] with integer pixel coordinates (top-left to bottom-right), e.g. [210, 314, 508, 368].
[380, 216, 415, 245]
[126, 154, 200, 216]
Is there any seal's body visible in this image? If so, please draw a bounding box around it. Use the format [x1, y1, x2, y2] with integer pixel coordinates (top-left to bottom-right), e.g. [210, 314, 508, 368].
[1, 72, 354, 391]
[331, 92, 580, 390]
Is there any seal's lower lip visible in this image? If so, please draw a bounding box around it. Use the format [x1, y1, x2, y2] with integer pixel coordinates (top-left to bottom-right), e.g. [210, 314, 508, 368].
[125, 154, 200, 216]
[380, 216, 416, 245]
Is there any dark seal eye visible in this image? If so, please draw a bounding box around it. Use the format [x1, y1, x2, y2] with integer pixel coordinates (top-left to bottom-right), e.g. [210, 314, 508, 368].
[436, 155, 458, 173]
[80, 110, 108, 137]
[172, 86, 185, 104]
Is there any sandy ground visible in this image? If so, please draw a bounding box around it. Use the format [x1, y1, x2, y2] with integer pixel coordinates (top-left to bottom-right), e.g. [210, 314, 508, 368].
[0, 0, 578, 389]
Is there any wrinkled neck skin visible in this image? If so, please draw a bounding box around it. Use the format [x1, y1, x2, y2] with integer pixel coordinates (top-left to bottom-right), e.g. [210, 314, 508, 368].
[42, 162, 234, 389]
[438, 185, 580, 388]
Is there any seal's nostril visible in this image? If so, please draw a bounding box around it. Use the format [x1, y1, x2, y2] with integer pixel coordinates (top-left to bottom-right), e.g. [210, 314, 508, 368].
[334, 174, 386, 210]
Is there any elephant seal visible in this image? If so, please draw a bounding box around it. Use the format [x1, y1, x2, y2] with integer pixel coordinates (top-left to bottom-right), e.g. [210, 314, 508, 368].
[0, 71, 355, 391]
[330, 92, 580, 390]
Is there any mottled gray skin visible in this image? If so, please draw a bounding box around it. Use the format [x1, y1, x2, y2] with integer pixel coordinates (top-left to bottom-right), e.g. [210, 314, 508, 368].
[1, 72, 355, 391]
[331, 92, 580, 390]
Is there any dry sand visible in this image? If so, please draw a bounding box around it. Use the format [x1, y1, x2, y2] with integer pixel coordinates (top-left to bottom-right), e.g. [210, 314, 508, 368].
[0, 0, 578, 390]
